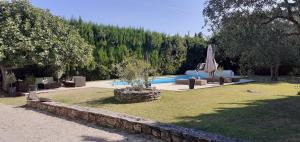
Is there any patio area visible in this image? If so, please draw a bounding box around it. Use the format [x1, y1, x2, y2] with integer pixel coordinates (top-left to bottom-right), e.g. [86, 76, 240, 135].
[23, 76, 255, 95]
[86, 78, 255, 91]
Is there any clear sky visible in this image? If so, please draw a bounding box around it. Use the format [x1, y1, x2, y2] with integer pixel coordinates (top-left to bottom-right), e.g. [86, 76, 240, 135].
[30, 0, 208, 36]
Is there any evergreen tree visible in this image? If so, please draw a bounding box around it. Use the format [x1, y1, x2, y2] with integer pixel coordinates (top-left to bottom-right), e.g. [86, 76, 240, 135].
[67, 18, 207, 80]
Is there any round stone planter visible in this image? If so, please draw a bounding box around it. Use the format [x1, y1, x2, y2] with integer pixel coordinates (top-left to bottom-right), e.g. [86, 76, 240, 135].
[114, 87, 160, 103]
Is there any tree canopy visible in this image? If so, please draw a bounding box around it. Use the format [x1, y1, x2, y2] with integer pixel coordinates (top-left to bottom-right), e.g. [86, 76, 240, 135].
[68, 18, 207, 80]
[0, 0, 93, 90]
[204, 0, 300, 35]
[204, 0, 300, 80]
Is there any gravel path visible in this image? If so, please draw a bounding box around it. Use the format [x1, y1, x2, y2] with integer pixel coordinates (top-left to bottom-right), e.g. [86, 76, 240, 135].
[0, 104, 161, 142]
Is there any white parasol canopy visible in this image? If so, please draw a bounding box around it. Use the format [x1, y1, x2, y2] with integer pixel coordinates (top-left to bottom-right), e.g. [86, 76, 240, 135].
[204, 45, 218, 78]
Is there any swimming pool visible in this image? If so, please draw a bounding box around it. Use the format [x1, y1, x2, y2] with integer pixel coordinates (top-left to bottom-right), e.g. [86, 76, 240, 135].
[112, 75, 203, 86]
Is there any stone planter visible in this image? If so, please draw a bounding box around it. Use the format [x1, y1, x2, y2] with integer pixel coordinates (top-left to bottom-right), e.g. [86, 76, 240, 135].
[114, 87, 160, 103]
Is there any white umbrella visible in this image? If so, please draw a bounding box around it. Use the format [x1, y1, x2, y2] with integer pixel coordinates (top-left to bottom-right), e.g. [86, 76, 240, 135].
[204, 45, 218, 78]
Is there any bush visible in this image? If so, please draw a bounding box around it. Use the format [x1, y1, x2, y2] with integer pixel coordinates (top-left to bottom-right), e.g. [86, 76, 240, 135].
[291, 67, 300, 76]
[116, 57, 155, 88]
[25, 75, 36, 85]
[6, 72, 16, 87]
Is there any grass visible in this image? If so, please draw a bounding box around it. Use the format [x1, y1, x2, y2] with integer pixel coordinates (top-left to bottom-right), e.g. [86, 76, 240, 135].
[0, 93, 27, 106]
[1, 76, 300, 141]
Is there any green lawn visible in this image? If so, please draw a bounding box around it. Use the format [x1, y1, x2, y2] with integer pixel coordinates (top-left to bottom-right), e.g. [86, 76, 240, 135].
[0, 95, 27, 106]
[1, 77, 300, 142]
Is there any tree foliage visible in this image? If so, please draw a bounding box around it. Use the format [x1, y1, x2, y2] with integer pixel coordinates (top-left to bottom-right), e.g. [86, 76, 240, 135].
[204, 0, 300, 80]
[69, 18, 207, 80]
[0, 0, 208, 88]
[0, 0, 93, 90]
[204, 0, 300, 35]
[116, 56, 153, 88]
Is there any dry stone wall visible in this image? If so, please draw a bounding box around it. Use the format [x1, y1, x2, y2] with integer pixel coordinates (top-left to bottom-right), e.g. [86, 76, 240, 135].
[26, 100, 241, 142]
[114, 88, 160, 103]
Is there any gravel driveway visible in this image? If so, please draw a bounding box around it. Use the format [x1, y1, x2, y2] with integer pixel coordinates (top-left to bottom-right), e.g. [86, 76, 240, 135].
[0, 104, 161, 142]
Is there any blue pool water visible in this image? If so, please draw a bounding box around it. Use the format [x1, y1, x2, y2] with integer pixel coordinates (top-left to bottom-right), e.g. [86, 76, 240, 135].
[112, 75, 203, 86]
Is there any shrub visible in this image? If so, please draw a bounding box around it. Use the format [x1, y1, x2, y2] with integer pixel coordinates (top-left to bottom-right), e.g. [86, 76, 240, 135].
[6, 72, 16, 87]
[25, 75, 36, 85]
[116, 57, 155, 88]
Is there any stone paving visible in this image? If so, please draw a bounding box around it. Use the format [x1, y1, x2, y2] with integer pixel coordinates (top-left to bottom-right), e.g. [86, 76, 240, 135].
[86, 79, 255, 91]
[0, 104, 161, 142]
[28, 76, 254, 94]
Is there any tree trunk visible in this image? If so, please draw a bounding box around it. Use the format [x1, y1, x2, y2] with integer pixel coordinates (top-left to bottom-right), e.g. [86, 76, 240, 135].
[144, 50, 149, 62]
[270, 64, 280, 81]
[270, 65, 274, 81]
[274, 64, 280, 81]
[0, 65, 8, 91]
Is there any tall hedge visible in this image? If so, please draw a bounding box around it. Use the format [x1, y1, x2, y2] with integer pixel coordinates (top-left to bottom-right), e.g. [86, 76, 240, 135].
[68, 18, 207, 80]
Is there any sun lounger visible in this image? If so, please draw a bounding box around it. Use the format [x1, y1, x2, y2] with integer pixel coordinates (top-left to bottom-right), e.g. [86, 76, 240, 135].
[63, 76, 86, 87]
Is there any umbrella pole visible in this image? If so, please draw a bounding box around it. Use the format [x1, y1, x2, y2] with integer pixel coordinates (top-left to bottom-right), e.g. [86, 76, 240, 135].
[208, 72, 212, 79]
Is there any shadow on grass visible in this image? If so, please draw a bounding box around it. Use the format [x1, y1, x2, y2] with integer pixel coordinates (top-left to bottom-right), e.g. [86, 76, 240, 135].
[78, 96, 125, 107]
[248, 75, 300, 84]
[171, 95, 300, 142]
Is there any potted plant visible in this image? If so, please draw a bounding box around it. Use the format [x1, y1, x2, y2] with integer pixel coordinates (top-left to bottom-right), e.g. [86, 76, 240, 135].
[216, 67, 225, 85]
[219, 76, 225, 85]
[25, 75, 37, 92]
[6, 72, 17, 97]
[189, 77, 196, 89]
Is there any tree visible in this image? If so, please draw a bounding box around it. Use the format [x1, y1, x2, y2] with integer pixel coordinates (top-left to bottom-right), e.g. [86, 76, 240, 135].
[69, 18, 207, 79]
[181, 35, 207, 72]
[204, 0, 300, 80]
[204, 0, 300, 35]
[0, 0, 93, 90]
[160, 35, 186, 74]
[212, 13, 299, 80]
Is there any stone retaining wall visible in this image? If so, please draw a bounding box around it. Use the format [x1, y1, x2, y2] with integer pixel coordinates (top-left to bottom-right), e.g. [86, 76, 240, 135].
[114, 88, 160, 103]
[26, 100, 241, 142]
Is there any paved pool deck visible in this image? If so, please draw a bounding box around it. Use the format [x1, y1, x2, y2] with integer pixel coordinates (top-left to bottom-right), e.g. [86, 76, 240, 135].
[85, 78, 255, 91]
[31, 77, 255, 94]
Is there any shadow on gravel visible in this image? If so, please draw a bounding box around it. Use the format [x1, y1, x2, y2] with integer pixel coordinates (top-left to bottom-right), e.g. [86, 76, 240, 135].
[24, 107, 159, 142]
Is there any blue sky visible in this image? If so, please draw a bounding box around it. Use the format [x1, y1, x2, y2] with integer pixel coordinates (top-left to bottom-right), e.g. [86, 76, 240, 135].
[30, 0, 208, 36]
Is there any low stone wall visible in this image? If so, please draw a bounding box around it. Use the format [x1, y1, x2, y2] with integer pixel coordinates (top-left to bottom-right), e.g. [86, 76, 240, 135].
[114, 88, 160, 103]
[26, 100, 240, 142]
